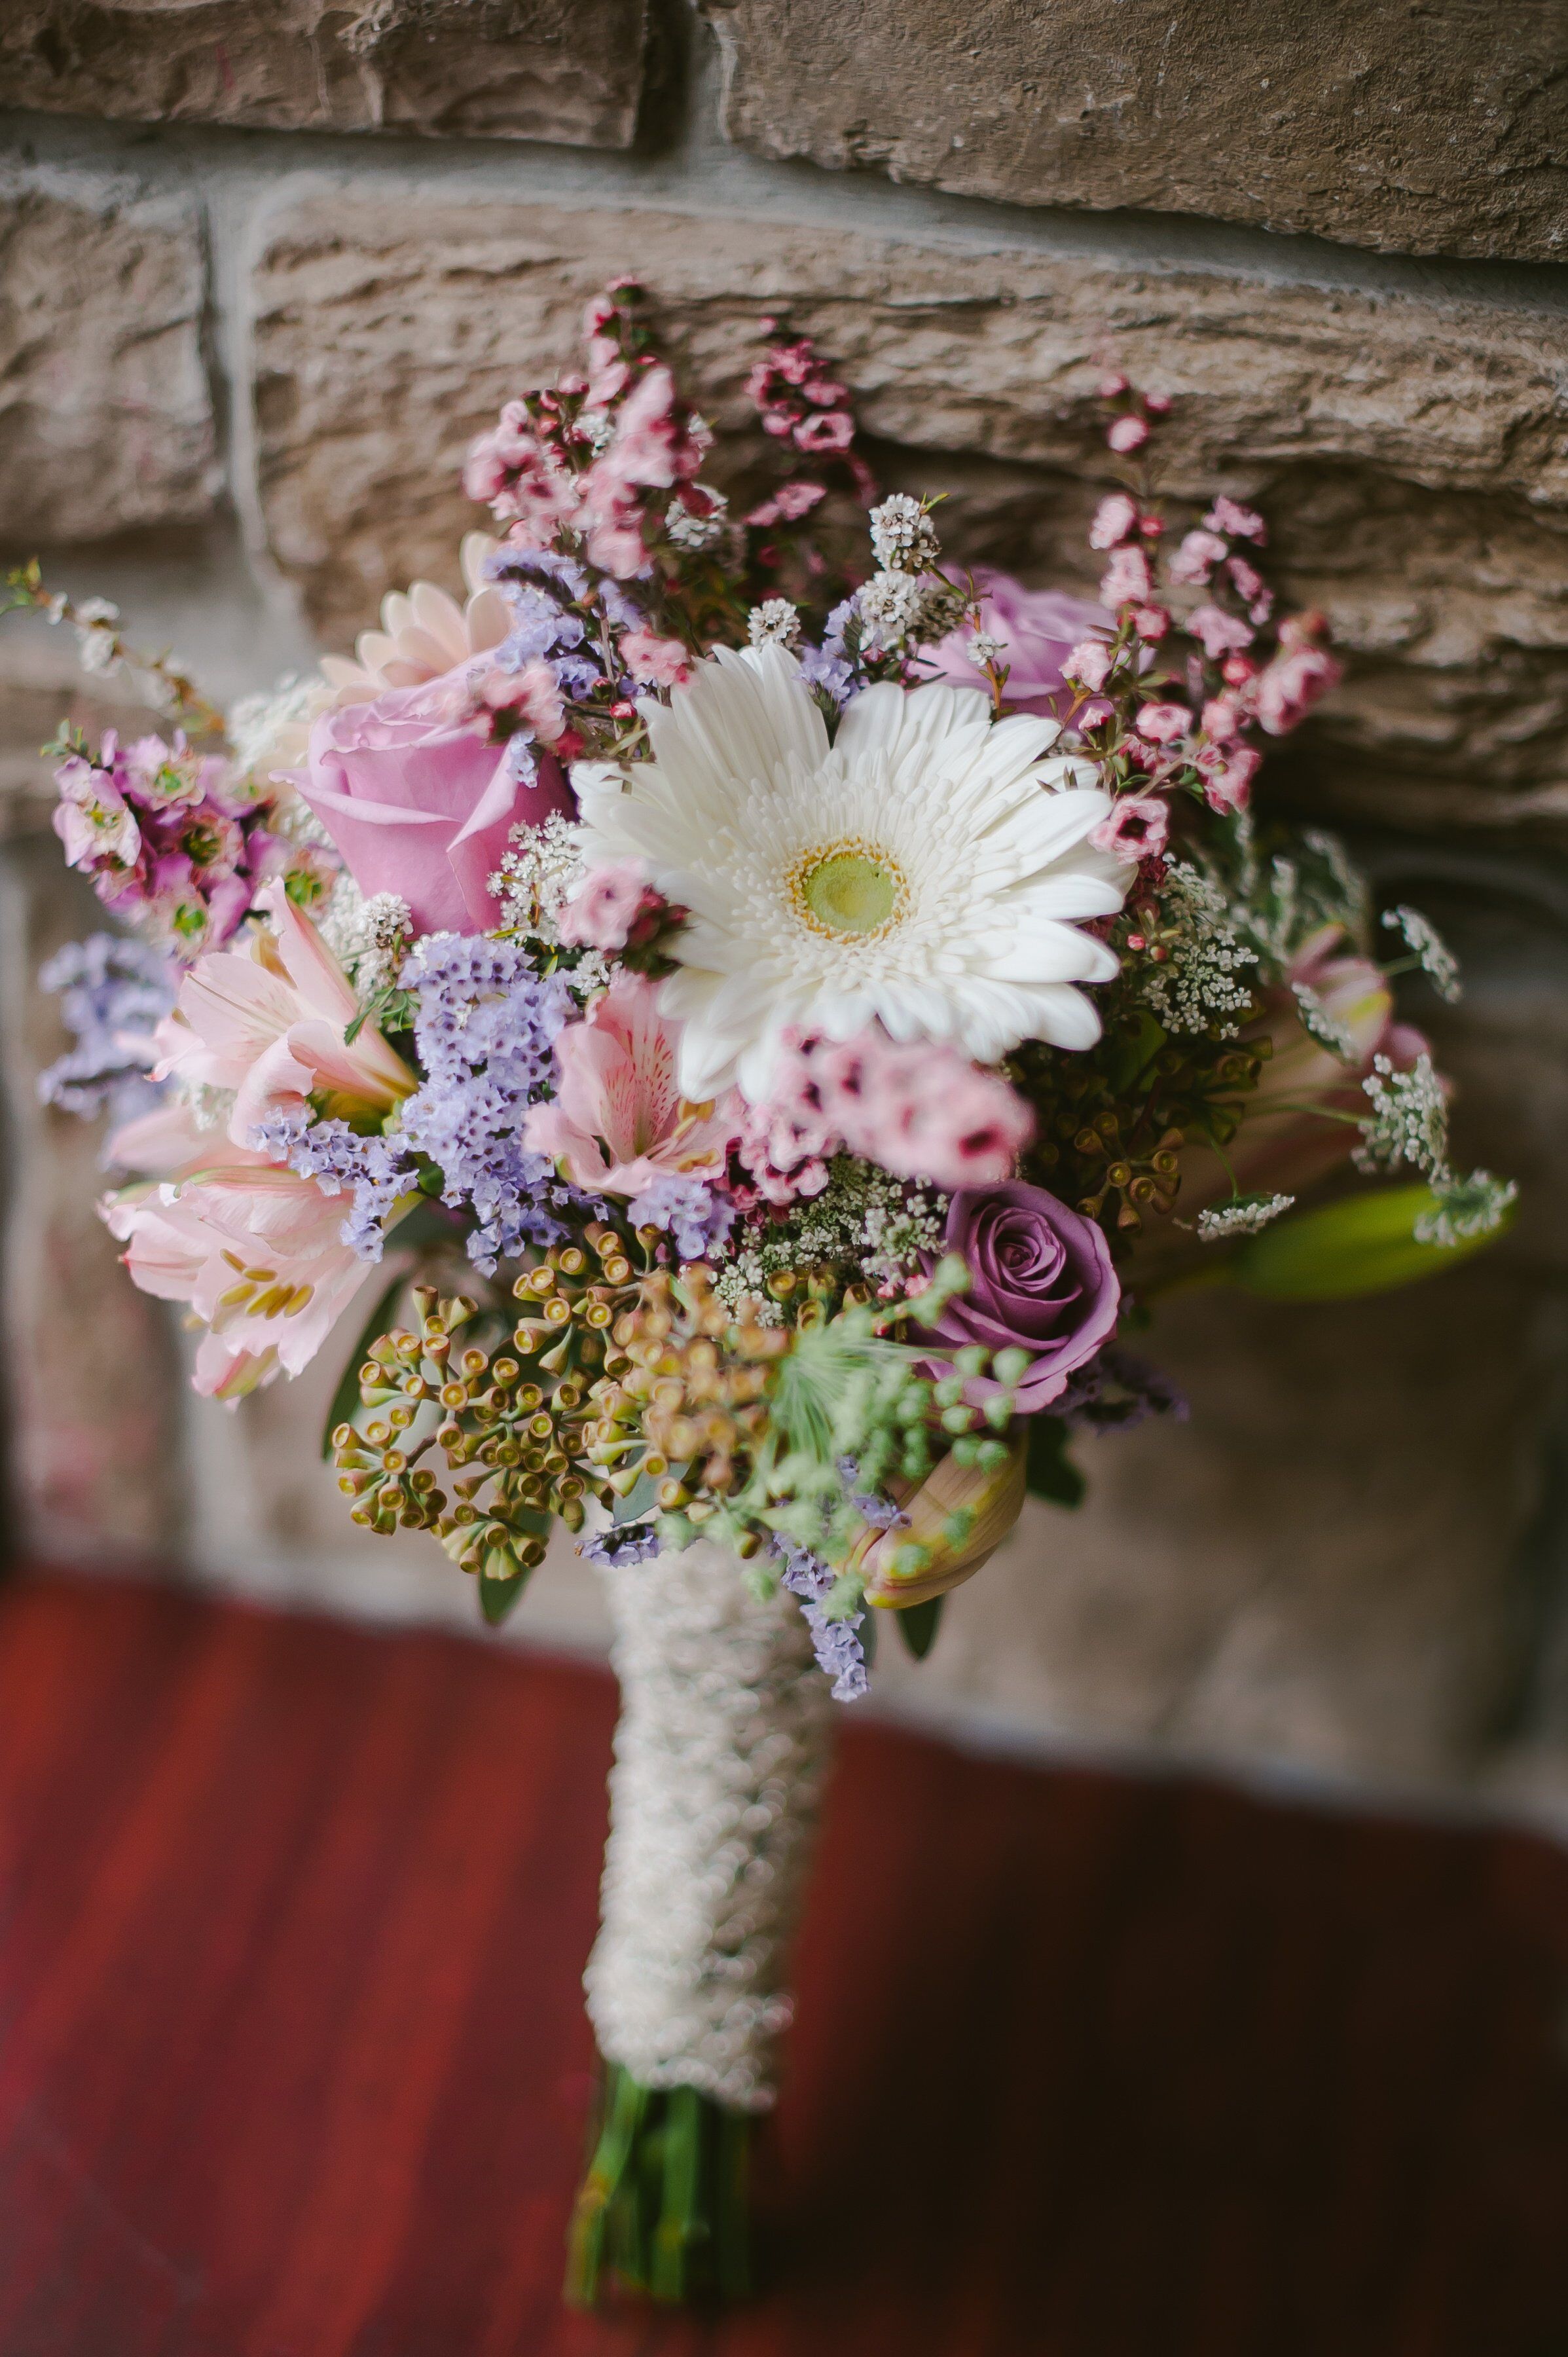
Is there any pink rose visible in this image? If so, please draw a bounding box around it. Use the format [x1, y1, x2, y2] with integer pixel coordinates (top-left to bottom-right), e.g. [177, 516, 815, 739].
[289, 677, 575, 937]
[924, 569, 1112, 718]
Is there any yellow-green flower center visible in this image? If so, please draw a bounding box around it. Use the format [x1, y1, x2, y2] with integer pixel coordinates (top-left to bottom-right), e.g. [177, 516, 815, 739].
[790, 839, 907, 940]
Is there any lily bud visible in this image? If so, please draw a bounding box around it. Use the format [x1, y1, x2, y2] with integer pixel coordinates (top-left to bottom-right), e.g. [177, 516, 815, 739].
[856, 1433, 1028, 1610]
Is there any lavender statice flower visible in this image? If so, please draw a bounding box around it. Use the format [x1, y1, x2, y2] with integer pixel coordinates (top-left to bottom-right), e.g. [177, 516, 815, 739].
[577, 1524, 662, 1569]
[796, 594, 858, 707]
[399, 934, 579, 1273]
[37, 932, 174, 1127]
[1052, 1345, 1189, 1433]
[629, 1174, 736, 1262]
[251, 1108, 416, 1260]
[835, 1455, 909, 1531]
[771, 1535, 869, 1702]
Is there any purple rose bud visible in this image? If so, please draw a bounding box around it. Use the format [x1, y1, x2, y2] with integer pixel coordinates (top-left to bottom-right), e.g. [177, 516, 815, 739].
[930, 1181, 1121, 1413]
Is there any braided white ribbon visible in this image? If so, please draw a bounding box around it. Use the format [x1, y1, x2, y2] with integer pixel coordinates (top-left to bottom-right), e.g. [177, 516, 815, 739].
[584, 1543, 835, 2111]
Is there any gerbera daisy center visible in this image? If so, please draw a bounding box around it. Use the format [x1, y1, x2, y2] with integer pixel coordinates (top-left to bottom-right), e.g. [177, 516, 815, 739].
[788, 837, 909, 940]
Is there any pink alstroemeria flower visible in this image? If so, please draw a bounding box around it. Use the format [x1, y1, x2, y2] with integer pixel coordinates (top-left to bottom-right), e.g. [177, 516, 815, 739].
[522, 977, 737, 1195]
[101, 1103, 385, 1402]
[153, 881, 414, 1149]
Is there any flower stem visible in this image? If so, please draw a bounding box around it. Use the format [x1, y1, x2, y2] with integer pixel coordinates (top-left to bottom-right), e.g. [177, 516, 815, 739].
[564, 2058, 753, 2307]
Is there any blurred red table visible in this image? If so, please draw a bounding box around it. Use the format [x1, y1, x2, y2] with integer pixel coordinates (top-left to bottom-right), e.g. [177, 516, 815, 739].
[1, 1569, 1567, 2356]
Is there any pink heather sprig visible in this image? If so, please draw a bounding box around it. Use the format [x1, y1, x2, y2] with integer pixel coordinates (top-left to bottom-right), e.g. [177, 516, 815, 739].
[1063, 382, 1341, 852]
[49, 727, 333, 959]
[742, 321, 878, 576]
[735, 1025, 1034, 1201]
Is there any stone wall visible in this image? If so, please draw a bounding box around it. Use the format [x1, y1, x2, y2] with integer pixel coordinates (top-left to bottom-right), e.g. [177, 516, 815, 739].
[2, 0, 1567, 1820]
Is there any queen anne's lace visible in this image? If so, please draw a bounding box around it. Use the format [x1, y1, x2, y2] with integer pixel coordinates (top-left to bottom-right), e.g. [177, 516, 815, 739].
[585, 1544, 835, 2110]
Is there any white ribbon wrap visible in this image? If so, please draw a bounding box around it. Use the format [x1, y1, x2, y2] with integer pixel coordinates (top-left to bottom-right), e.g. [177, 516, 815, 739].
[584, 1542, 835, 2112]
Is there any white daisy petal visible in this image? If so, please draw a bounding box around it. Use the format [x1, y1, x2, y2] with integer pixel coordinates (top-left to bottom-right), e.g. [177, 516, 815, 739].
[583, 648, 1129, 1095]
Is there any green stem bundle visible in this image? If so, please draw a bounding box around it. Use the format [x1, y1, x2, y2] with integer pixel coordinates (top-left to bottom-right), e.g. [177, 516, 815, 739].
[565, 2060, 753, 2306]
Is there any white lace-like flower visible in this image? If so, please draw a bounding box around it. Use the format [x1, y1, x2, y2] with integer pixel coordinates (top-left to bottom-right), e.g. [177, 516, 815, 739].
[747, 598, 801, 649]
[574, 645, 1125, 1099]
[319, 532, 510, 703]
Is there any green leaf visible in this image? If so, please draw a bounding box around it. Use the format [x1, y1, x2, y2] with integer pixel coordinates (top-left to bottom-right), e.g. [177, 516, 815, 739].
[1099, 1010, 1168, 1097]
[319, 1271, 409, 1457]
[478, 1563, 532, 1625]
[1025, 1414, 1085, 1508]
[1224, 1182, 1512, 1302]
[894, 1596, 944, 1660]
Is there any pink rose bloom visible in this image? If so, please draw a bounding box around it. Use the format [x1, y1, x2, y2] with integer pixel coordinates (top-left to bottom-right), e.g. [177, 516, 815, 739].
[289, 674, 575, 936]
[1091, 795, 1169, 865]
[924, 569, 1112, 718]
[556, 861, 657, 952]
[619, 628, 691, 689]
[522, 977, 737, 1194]
[153, 881, 414, 1149]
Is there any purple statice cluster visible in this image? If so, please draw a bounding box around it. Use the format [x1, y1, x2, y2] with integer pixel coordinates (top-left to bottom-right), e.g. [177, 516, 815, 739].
[577, 1523, 663, 1569]
[1051, 1345, 1189, 1433]
[629, 1173, 735, 1262]
[398, 934, 585, 1272]
[50, 729, 332, 960]
[37, 932, 175, 1126]
[771, 1534, 869, 1704]
[251, 1108, 417, 1262]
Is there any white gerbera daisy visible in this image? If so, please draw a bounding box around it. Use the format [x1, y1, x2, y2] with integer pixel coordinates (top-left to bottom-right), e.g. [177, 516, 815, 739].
[574, 646, 1127, 1101]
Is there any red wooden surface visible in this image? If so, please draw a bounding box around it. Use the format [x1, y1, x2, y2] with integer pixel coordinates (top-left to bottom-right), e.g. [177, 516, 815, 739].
[1, 1569, 1567, 2356]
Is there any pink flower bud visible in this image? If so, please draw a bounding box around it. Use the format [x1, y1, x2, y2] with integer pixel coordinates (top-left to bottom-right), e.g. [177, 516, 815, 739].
[1097, 372, 1129, 399]
[1144, 390, 1173, 416]
[1138, 701, 1190, 744]
[1133, 605, 1171, 642]
[1204, 494, 1266, 543]
[1099, 545, 1154, 609]
[1169, 528, 1229, 586]
[1065, 638, 1114, 693]
[1107, 414, 1150, 455]
[1089, 492, 1139, 550]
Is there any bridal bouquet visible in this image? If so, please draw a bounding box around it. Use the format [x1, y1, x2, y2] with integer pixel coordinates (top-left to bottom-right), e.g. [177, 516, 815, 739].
[10, 281, 1513, 2303]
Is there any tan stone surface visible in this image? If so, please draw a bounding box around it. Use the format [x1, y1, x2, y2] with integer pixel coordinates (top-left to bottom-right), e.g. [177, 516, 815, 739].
[0, 182, 217, 545]
[249, 194, 1568, 836]
[700, 0, 1568, 263]
[0, 0, 648, 146]
[0, 838, 187, 1562]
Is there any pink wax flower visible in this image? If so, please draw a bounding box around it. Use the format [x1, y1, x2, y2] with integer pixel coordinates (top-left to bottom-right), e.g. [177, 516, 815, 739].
[1254, 642, 1342, 735]
[1169, 528, 1228, 586]
[54, 752, 141, 874]
[793, 411, 854, 454]
[522, 977, 737, 1195]
[1091, 795, 1169, 864]
[1137, 701, 1190, 744]
[1204, 495, 1266, 543]
[1133, 605, 1171, 642]
[746, 481, 826, 528]
[737, 1025, 1032, 1194]
[1065, 638, 1115, 695]
[288, 675, 575, 937]
[619, 628, 691, 689]
[1195, 744, 1262, 813]
[1106, 414, 1150, 455]
[1099, 545, 1154, 610]
[1186, 604, 1256, 661]
[153, 881, 414, 1150]
[1089, 493, 1139, 550]
[924, 569, 1112, 718]
[557, 861, 659, 952]
[105, 1157, 380, 1402]
[481, 659, 567, 744]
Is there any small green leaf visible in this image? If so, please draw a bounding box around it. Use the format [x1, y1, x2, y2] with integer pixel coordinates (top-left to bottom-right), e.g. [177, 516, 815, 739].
[319, 1271, 409, 1457]
[1224, 1182, 1512, 1302]
[1025, 1414, 1085, 1508]
[894, 1596, 944, 1660]
[478, 1562, 532, 1625]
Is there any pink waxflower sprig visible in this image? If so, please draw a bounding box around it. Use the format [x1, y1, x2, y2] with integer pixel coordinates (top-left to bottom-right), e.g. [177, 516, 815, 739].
[1058, 384, 1341, 866]
[740, 322, 879, 613]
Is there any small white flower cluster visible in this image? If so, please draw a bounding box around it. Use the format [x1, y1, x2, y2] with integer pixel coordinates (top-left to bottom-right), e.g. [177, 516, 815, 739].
[968, 629, 1006, 668]
[1139, 864, 1258, 1037]
[73, 596, 122, 676]
[1196, 1192, 1294, 1243]
[747, 598, 802, 651]
[710, 1163, 947, 1323]
[1382, 904, 1462, 1004]
[579, 408, 615, 453]
[868, 494, 942, 576]
[667, 486, 727, 551]
[174, 1077, 238, 1133]
[227, 673, 331, 791]
[488, 810, 585, 943]
[1353, 1051, 1448, 1178]
[856, 569, 967, 654]
[1414, 1170, 1517, 1247]
[1290, 981, 1357, 1062]
[319, 873, 413, 996]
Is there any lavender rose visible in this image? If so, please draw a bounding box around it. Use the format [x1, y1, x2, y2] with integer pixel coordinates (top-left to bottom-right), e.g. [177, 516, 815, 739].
[289, 678, 575, 937]
[922, 568, 1112, 718]
[930, 1180, 1121, 1412]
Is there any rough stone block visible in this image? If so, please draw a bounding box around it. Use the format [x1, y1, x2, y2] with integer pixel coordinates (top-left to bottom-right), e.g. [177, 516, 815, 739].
[0, 180, 217, 544]
[249, 194, 1568, 837]
[0, 0, 648, 146]
[700, 0, 1568, 263]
